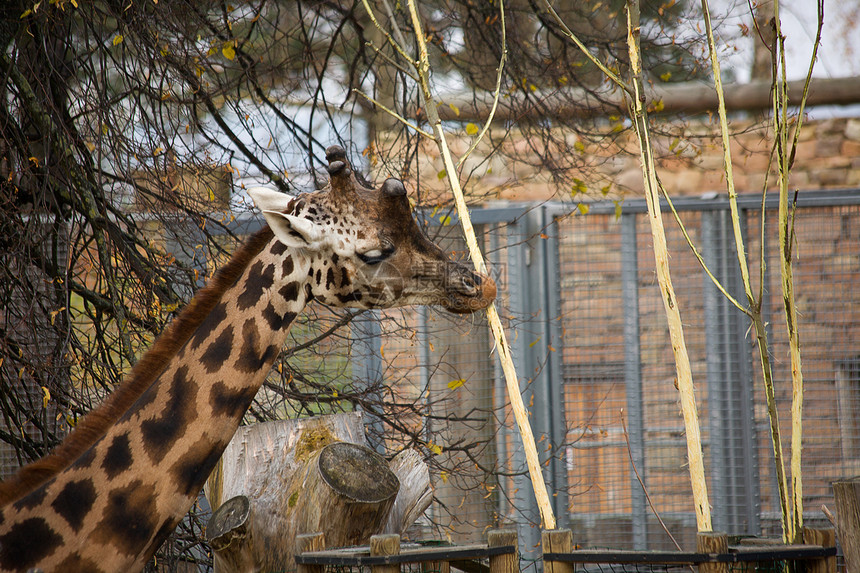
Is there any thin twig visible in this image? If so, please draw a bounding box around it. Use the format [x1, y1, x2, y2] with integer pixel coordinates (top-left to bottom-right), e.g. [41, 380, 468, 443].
[620, 410, 694, 573]
[352, 89, 435, 139]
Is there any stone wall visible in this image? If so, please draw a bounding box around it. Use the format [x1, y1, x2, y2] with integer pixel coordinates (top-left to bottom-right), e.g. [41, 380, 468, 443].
[391, 115, 860, 203]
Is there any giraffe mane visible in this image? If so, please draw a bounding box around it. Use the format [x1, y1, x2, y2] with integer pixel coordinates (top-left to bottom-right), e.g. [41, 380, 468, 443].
[0, 226, 276, 508]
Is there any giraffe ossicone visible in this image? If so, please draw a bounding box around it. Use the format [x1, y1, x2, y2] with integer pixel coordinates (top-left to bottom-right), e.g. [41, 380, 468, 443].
[0, 145, 495, 573]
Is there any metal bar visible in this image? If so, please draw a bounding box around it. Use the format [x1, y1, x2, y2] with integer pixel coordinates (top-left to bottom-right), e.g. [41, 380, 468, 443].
[543, 545, 836, 564]
[488, 224, 510, 523]
[541, 208, 569, 528]
[296, 544, 517, 565]
[621, 212, 648, 549]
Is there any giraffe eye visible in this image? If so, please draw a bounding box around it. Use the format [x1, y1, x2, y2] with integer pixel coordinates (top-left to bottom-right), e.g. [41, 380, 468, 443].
[357, 244, 395, 264]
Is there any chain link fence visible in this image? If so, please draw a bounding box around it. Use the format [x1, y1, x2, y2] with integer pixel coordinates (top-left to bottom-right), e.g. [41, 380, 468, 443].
[392, 189, 859, 557]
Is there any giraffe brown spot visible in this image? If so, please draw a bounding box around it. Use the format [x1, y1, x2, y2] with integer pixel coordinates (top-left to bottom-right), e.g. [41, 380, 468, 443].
[56, 552, 107, 573]
[262, 304, 297, 332]
[200, 325, 234, 374]
[74, 443, 98, 469]
[326, 267, 336, 289]
[279, 281, 300, 302]
[141, 366, 197, 462]
[170, 437, 230, 496]
[12, 481, 49, 511]
[282, 254, 294, 277]
[153, 517, 181, 550]
[340, 267, 350, 288]
[237, 260, 275, 310]
[336, 291, 361, 304]
[315, 268, 322, 285]
[270, 240, 288, 256]
[234, 320, 279, 373]
[51, 479, 96, 532]
[94, 479, 159, 556]
[191, 302, 228, 350]
[0, 517, 62, 571]
[210, 381, 259, 419]
[102, 433, 133, 479]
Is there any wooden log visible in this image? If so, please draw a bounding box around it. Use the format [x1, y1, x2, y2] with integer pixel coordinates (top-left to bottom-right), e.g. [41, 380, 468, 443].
[296, 533, 325, 573]
[204, 413, 431, 572]
[834, 477, 860, 572]
[696, 531, 728, 573]
[382, 449, 433, 535]
[370, 533, 400, 573]
[802, 526, 836, 573]
[205, 412, 366, 510]
[292, 442, 400, 545]
[488, 529, 519, 573]
[542, 529, 574, 573]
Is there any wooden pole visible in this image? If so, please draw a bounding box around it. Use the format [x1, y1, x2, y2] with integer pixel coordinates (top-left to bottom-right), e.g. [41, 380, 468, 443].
[295, 533, 325, 573]
[399, 0, 557, 530]
[542, 529, 575, 573]
[488, 529, 519, 573]
[834, 478, 860, 571]
[370, 533, 400, 573]
[626, 0, 711, 532]
[696, 531, 728, 573]
[802, 526, 836, 573]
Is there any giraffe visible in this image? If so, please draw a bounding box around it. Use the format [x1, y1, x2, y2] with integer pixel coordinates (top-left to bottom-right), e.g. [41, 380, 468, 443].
[0, 145, 496, 573]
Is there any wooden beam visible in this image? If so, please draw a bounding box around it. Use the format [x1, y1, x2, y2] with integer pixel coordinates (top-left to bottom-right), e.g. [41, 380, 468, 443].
[434, 77, 860, 122]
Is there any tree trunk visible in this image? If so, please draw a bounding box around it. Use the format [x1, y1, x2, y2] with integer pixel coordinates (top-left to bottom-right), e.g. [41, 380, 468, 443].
[204, 413, 432, 572]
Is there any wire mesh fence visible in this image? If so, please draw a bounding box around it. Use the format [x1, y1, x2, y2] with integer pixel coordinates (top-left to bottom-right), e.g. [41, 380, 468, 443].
[422, 189, 859, 555]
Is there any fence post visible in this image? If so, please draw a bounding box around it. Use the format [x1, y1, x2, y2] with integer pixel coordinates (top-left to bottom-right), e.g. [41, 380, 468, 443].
[370, 533, 400, 573]
[296, 532, 325, 573]
[802, 526, 837, 573]
[696, 531, 728, 573]
[834, 477, 860, 572]
[542, 529, 574, 573]
[488, 528, 518, 573]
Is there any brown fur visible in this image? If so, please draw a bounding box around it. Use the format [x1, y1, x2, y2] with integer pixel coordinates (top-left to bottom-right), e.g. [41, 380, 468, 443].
[0, 226, 275, 507]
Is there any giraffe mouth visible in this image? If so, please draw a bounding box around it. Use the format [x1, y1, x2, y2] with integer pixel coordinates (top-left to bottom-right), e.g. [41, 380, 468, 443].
[441, 271, 497, 314]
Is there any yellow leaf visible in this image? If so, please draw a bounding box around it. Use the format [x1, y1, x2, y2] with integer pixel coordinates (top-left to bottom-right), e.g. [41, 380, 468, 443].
[652, 98, 665, 112]
[573, 140, 585, 153]
[437, 169, 447, 180]
[529, 337, 540, 348]
[428, 442, 443, 455]
[577, 203, 590, 215]
[448, 103, 460, 116]
[571, 178, 587, 195]
[113, 34, 123, 46]
[208, 187, 215, 201]
[49, 307, 66, 325]
[153, 146, 163, 156]
[20, 9, 32, 18]
[614, 201, 623, 220]
[448, 379, 465, 390]
[222, 42, 236, 60]
[465, 123, 479, 136]
[440, 471, 449, 483]
[332, 389, 338, 398]
[42, 387, 50, 408]
[660, 71, 672, 82]
[438, 215, 451, 226]
[70, 0, 78, 7]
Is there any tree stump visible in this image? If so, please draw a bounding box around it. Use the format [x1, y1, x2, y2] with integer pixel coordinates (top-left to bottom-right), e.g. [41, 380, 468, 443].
[833, 477, 860, 572]
[204, 413, 432, 572]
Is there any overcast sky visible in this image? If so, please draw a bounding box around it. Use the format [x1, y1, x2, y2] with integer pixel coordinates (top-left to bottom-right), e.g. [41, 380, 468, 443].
[720, 0, 859, 81]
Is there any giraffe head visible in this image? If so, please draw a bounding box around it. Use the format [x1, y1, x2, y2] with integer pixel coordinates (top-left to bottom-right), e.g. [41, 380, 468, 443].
[248, 145, 496, 314]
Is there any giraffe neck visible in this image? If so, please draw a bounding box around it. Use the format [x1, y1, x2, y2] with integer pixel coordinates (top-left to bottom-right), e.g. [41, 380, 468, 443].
[0, 231, 312, 572]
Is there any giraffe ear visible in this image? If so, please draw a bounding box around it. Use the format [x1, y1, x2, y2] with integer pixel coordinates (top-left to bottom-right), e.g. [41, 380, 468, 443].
[248, 186, 325, 250]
